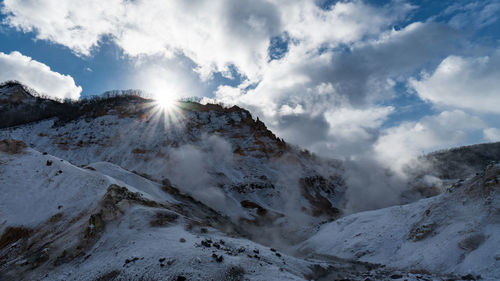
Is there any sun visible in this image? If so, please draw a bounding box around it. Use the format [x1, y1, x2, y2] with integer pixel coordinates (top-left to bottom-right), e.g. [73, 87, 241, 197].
[148, 91, 183, 128]
[154, 93, 176, 110]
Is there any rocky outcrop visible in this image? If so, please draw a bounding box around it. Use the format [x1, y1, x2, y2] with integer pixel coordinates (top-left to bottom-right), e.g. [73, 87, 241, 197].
[300, 175, 341, 218]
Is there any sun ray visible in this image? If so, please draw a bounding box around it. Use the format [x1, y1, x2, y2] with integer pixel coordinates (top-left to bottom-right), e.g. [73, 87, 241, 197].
[146, 92, 184, 132]
[155, 93, 175, 110]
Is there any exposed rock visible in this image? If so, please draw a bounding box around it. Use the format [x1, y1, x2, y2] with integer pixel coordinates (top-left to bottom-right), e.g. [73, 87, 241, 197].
[150, 211, 179, 227]
[212, 253, 224, 263]
[86, 213, 104, 237]
[299, 175, 341, 218]
[458, 233, 486, 252]
[94, 270, 120, 281]
[222, 265, 245, 281]
[0, 226, 32, 249]
[461, 273, 478, 280]
[240, 200, 268, 216]
[408, 223, 436, 241]
[201, 239, 212, 248]
[29, 247, 50, 269]
[0, 139, 27, 154]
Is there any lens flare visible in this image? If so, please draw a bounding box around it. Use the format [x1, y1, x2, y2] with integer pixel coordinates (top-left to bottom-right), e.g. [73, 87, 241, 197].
[148, 92, 183, 130]
[155, 93, 175, 110]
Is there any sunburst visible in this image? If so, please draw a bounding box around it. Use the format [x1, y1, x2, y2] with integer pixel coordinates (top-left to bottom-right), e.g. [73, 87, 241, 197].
[154, 93, 176, 110]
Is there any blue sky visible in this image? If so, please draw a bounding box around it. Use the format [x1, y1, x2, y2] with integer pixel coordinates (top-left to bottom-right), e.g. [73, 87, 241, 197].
[1, 0, 500, 168]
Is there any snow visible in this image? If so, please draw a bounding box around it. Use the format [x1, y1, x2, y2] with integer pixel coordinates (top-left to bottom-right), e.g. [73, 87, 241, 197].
[299, 165, 500, 280]
[0, 148, 110, 229]
[0, 145, 446, 280]
[40, 213, 311, 281]
[0, 109, 344, 241]
[87, 161, 179, 204]
[0, 147, 316, 281]
[2, 92, 499, 279]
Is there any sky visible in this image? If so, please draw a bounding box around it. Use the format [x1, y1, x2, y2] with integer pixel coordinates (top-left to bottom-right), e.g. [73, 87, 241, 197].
[1, 0, 500, 170]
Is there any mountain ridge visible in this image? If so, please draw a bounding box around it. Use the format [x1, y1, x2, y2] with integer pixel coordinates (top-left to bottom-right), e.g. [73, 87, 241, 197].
[1, 81, 499, 280]
[0, 81, 346, 245]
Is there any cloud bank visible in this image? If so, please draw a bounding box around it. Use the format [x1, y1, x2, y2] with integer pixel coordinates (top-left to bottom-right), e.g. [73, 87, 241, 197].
[375, 110, 485, 172]
[410, 51, 500, 114]
[0, 51, 82, 99]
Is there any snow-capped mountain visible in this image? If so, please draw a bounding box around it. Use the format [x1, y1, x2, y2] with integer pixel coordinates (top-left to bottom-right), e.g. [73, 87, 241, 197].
[0, 82, 345, 245]
[1, 82, 498, 280]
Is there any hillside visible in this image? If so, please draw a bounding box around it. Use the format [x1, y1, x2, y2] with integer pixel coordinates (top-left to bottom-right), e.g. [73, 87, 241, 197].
[0, 83, 346, 246]
[0, 141, 311, 280]
[0, 141, 454, 280]
[1, 82, 499, 280]
[300, 162, 500, 279]
[416, 143, 500, 180]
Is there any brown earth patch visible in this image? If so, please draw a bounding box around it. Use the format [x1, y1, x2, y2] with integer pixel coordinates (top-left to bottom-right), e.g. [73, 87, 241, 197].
[240, 200, 268, 216]
[0, 139, 27, 154]
[150, 211, 179, 227]
[0, 226, 32, 249]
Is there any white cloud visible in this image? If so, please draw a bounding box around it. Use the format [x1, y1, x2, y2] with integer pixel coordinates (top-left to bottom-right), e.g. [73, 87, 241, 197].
[0, 51, 82, 100]
[410, 51, 500, 113]
[2, 0, 121, 56]
[218, 20, 456, 111]
[446, 0, 500, 29]
[2, 0, 412, 82]
[324, 106, 394, 140]
[128, 56, 208, 100]
[213, 20, 457, 157]
[3, 1, 441, 149]
[4, 0, 498, 212]
[484, 128, 500, 142]
[3, 0, 490, 171]
[278, 0, 413, 51]
[2, 0, 281, 80]
[374, 110, 485, 172]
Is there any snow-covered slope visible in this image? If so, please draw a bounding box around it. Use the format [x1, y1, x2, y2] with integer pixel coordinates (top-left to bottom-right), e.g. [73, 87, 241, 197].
[0, 141, 307, 280]
[300, 163, 500, 280]
[0, 96, 345, 245]
[2, 83, 499, 280]
[1, 141, 447, 281]
[0, 141, 110, 229]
